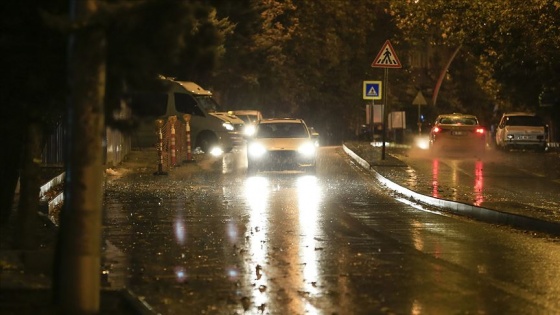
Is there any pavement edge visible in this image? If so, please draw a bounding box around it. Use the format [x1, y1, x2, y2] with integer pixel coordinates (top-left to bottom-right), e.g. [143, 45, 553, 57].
[342, 144, 560, 237]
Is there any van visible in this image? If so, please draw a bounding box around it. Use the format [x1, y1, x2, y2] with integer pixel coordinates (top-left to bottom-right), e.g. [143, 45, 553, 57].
[128, 77, 244, 154]
[495, 112, 547, 151]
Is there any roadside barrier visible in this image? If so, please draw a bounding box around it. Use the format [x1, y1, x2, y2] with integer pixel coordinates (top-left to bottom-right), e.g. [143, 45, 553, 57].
[183, 114, 195, 163]
[153, 116, 196, 173]
[169, 116, 177, 167]
[154, 119, 168, 175]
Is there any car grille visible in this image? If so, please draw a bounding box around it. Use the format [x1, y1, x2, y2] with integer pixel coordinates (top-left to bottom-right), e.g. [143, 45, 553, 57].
[268, 150, 298, 163]
[228, 131, 244, 146]
[254, 150, 314, 170]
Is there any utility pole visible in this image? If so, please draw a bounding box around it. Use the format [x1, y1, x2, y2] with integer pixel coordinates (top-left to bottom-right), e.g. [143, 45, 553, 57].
[54, 0, 106, 313]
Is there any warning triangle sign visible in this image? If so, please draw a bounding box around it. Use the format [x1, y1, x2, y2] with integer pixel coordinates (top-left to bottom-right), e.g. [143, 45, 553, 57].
[368, 86, 378, 96]
[371, 40, 402, 68]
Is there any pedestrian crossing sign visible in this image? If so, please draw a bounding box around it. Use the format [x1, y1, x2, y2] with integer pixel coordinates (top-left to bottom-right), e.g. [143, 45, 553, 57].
[371, 40, 402, 68]
[363, 81, 382, 100]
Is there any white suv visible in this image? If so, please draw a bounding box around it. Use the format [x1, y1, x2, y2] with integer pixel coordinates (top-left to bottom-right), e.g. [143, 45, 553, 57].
[495, 112, 547, 151]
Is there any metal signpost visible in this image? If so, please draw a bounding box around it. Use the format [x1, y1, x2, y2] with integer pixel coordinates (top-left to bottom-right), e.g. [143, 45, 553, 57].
[412, 90, 428, 135]
[363, 81, 382, 139]
[371, 40, 402, 160]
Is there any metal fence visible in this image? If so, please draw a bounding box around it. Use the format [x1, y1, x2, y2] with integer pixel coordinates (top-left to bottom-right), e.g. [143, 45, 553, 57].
[42, 123, 132, 167]
[42, 114, 199, 173]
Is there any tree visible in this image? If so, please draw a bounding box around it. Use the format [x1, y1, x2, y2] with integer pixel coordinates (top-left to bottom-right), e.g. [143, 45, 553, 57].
[53, 1, 231, 312]
[52, 1, 107, 311]
[211, 0, 399, 142]
[0, 0, 67, 247]
[2, 0, 230, 312]
[389, 0, 560, 114]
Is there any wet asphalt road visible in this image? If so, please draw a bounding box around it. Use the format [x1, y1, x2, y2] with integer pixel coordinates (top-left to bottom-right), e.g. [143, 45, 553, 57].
[101, 146, 560, 315]
[389, 143, 560, 220]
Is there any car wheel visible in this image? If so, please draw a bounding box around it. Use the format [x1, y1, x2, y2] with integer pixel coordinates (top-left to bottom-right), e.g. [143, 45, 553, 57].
[196, 132, 218, 154]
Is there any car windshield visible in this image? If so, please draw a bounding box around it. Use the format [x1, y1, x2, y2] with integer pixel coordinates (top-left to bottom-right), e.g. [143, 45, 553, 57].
[194, 95, 223, 113]
[439, 117, 478, 125]
[236, 115, 258, 124]
[256, 123, 308, 138]
[505, 115, 543, 126]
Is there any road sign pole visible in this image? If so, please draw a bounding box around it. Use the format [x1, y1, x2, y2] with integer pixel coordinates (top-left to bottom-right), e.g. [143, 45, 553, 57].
[370, 39, 401, 160]
[418, 103, 422, 135]
[381, 68, 388, 160]
[412, 91, 428, 136]
[370, 99, 375, 141]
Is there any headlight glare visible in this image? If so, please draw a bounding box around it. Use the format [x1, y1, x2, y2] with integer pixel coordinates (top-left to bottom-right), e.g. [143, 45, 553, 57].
[209, 146, 224, 157]
[222, 122, 234, 131]
[248, 142, 266, 158]
[298, 142, 316, 157]
[244, 125, 256, 136]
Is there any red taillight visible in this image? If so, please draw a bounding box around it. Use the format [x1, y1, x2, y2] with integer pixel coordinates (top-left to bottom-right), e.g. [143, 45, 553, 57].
[475, 128, 485, 134]
[433, 126, 441, 133]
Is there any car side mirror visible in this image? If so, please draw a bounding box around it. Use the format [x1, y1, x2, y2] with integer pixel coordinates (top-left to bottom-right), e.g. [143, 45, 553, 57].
[309, 127, 319, 138]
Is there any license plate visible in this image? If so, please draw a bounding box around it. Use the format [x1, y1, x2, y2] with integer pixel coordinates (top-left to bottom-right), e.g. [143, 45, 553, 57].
[452, 131, 465, 136]
[518, 135, 529, 140]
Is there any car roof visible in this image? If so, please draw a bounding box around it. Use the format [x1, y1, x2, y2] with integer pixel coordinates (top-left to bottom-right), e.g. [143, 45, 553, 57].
[436, 113, 478, 119]
[231, 110, 261, 115]
[259, 118, 305, 124]
[502, 112, 536, 117]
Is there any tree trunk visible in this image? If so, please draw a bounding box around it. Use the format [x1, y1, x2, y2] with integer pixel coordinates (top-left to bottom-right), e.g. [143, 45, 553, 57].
[13, 122, 43, 249]
[53, 0, 106, 313]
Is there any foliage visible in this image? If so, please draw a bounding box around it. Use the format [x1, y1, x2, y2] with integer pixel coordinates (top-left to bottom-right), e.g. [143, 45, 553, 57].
[101, 0, 233, 127]
[211, 0, 399, 141]
[1, 0, 68, 131]
[389, 0, 560, 113]
[0, 0, 231, 225]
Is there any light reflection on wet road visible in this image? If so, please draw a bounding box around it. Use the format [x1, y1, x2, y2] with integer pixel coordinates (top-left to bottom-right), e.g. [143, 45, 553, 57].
[102, 146, 560, 314]
[392, 146, 560, 219]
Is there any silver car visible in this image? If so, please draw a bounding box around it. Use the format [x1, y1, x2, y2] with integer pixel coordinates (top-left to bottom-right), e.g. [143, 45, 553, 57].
[246, 118, 318, 174]
[495, 112, 547, 151]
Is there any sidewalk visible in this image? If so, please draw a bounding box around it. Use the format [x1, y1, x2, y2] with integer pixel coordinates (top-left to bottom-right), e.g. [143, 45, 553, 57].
[343, 141, 560, 237]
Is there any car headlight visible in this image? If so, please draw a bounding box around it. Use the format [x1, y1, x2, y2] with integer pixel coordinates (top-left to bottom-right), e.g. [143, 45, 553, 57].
[222, 122, 234, 131]
[209, 146, 224, 157]
[298, 142, 316, 157]
[248, 142, 266, 158]
[244, 125, 256, 136]
[506, 134, 514, 140]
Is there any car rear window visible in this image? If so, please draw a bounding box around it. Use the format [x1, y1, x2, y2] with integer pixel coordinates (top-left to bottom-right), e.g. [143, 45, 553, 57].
[504, 116, 544, 126]
[439, 117, 478, 125]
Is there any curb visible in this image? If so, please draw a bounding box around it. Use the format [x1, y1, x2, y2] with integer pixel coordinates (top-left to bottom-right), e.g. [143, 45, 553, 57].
[343, 144, 560, 237]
